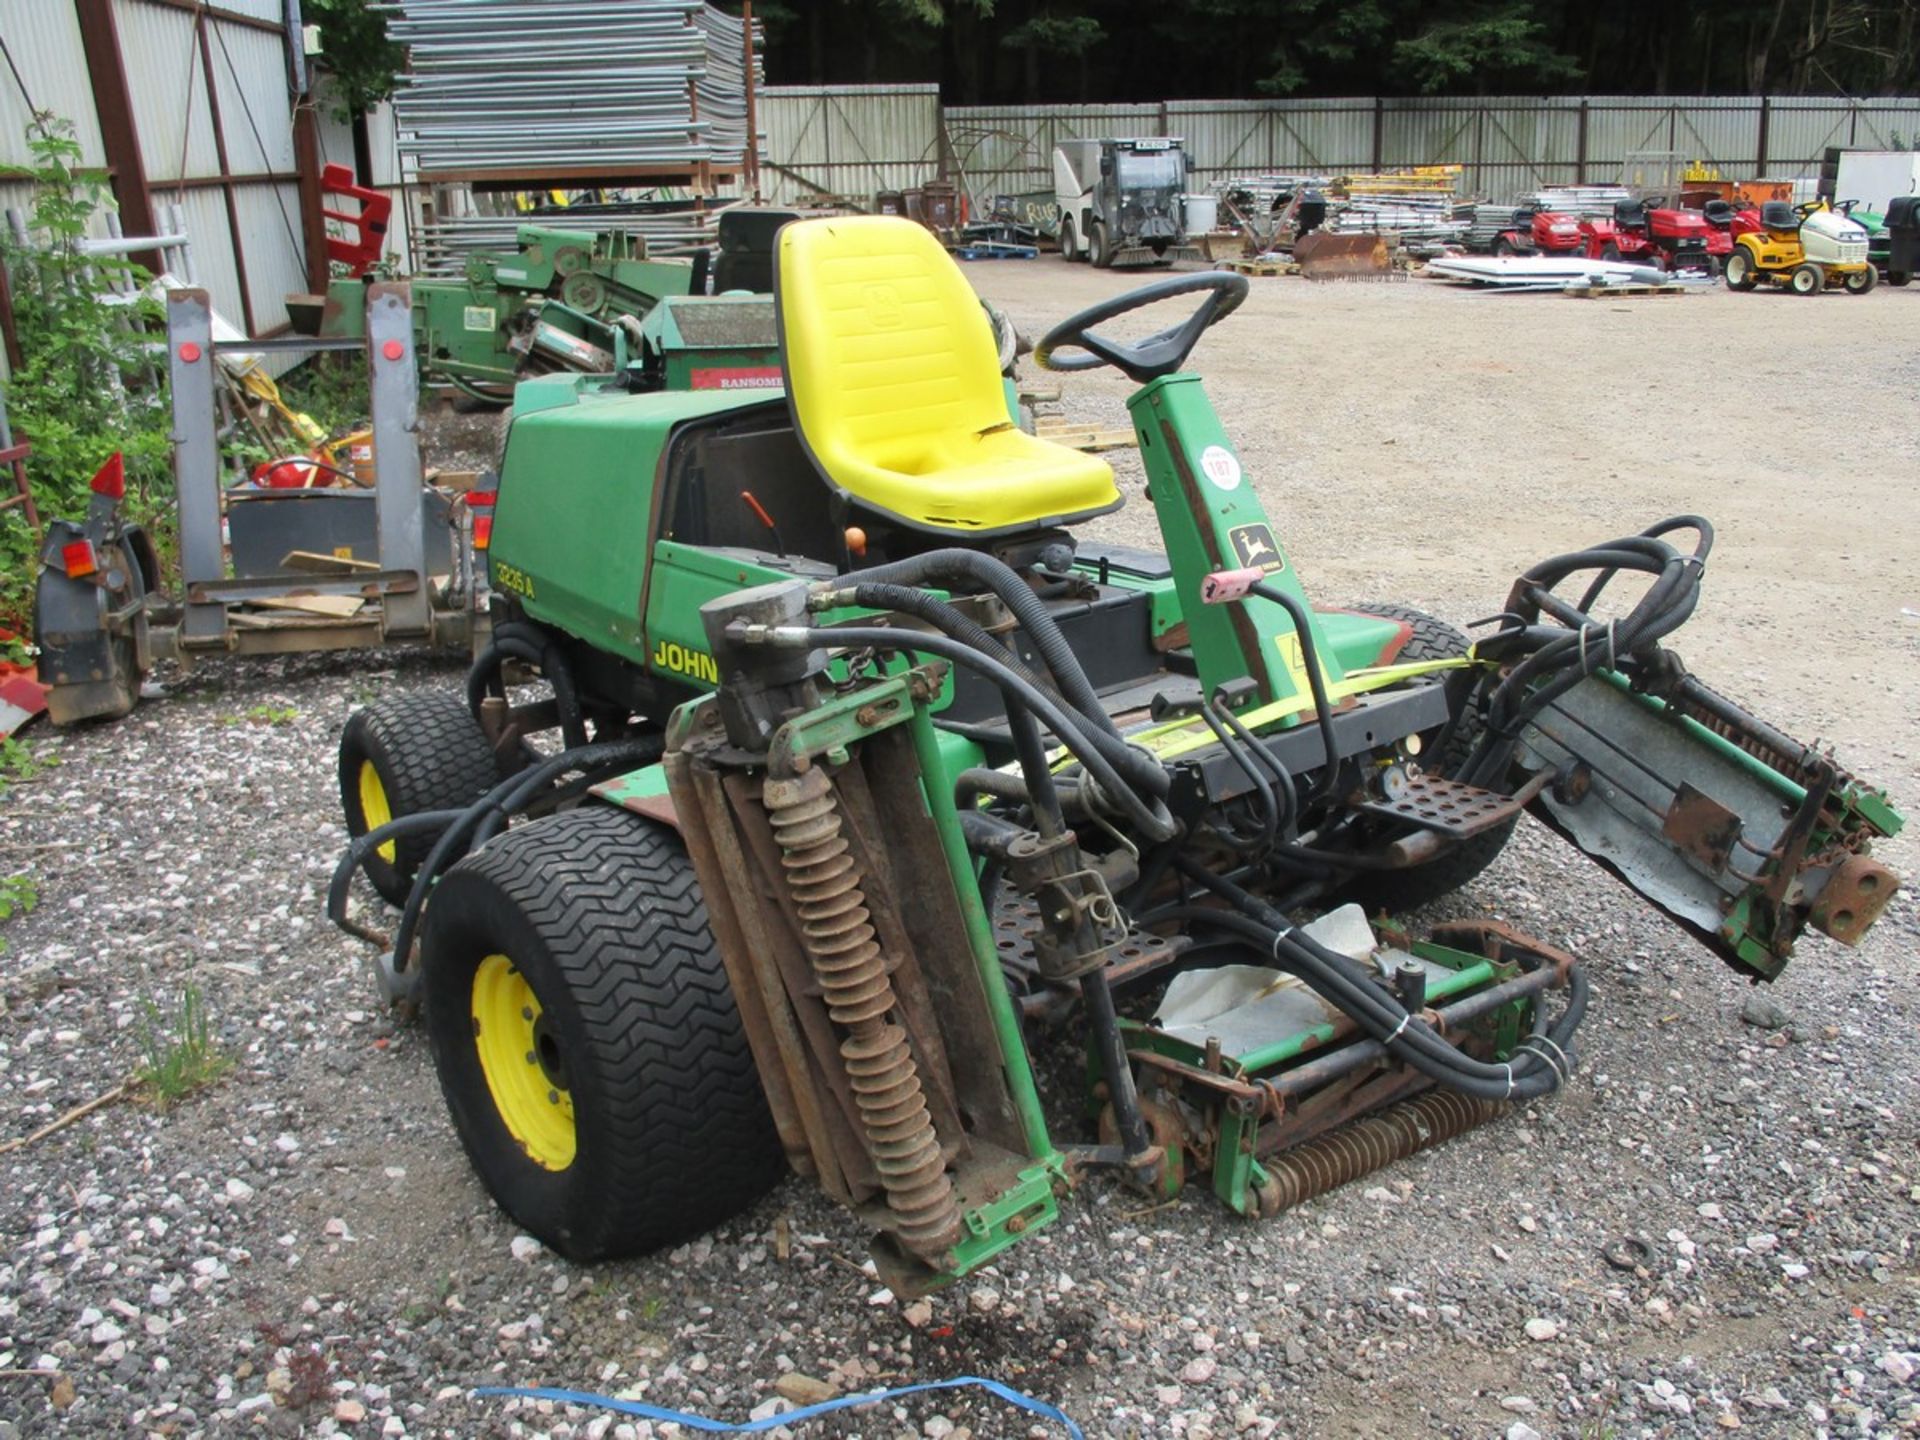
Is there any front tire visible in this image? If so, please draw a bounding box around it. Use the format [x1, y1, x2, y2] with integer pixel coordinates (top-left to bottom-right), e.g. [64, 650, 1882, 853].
[339, 691, 500, 905]
[420, 805, 785, 1260]
[1341, 603, 1516, 912]
[1089, 220, 1112, 269]
[1845, 265, 1878, 294]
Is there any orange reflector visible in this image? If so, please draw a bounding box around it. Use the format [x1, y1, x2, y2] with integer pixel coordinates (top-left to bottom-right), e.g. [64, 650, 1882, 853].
[472, 514, 492, 550]
[62, 540, 98, 579]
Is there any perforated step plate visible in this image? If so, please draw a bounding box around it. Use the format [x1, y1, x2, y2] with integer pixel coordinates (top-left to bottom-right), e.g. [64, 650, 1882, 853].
[1353, 773, 1524, 838]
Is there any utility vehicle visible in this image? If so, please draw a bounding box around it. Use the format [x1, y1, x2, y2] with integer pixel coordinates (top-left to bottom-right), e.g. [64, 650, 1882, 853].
[1725, 200, 1877, 294]
[1581, 195, 1715, 271]
[334, 217, 1902, 1294]
[1054, 137, 1197, 267]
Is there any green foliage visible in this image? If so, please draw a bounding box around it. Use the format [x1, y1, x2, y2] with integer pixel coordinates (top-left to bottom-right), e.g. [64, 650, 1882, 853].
[1391, 3, 1581, 94]
[134, 983, 232, 1109]
[0, 117, 172, 633]
[0, 872, 36, 952]
[221, 704, 300, 727]
[1002, 13, 1104, 58]
[307, 0, 405, 120]
[0, 735, 55, 800]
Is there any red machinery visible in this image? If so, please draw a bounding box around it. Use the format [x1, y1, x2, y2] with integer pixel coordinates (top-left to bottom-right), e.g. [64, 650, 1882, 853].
[319, 163, 391, 277]
[1581, 196, 1715, 272]
[1491, 208, 1585, 256]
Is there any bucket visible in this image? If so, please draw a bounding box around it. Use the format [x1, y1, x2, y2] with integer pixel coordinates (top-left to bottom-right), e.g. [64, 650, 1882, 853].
[1183, 194, 1219, 234]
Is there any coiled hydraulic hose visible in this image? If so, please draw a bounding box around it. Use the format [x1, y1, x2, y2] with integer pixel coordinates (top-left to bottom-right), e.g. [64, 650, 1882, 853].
[1454, 517, 1712, 789]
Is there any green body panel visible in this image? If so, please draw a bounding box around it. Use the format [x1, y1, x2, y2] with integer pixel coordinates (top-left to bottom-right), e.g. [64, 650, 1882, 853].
[1128, 373, 1345, 708]
[490, 384, 773, 659]
[637, 294, 783, 393]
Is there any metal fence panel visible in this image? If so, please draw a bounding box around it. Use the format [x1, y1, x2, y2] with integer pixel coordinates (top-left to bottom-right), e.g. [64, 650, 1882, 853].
[759, 84, 939, 204]
[0, 0, 107, 166]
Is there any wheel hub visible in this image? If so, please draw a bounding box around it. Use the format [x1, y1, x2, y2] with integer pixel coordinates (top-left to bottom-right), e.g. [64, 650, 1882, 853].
[470, 953, 577, 1170]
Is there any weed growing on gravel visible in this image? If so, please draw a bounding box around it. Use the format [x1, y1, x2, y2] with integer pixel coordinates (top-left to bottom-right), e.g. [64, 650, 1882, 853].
[0, 736, 56, 798]
[0, 872, 37, 951]
[134, 983, 231, 1108]
[221, 704, 300, 727]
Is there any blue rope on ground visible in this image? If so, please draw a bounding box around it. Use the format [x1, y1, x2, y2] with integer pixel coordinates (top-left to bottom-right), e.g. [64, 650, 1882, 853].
[473, 1376, 1085, 1436]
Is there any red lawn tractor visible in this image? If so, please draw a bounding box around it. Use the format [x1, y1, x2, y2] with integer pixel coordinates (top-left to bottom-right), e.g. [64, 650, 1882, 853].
[1491, 207, 1586, 257]
[1582, 196, 1716, 273]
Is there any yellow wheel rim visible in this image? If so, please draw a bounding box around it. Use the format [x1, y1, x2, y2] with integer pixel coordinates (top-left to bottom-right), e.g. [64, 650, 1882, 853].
[471, 953, 576, 1171]
[357, 760, 397, 864]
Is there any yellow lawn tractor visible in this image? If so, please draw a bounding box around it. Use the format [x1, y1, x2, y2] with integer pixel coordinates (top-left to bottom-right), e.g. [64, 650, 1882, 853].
[1726, 200, 1877, 294]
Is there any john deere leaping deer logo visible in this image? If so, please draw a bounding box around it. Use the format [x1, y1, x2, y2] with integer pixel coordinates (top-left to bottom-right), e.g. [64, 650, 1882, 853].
[1228, 523, 1285, 573]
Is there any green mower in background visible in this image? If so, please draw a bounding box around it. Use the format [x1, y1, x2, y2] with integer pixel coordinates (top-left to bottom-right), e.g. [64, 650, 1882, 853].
[333, 216, 1903, 1295]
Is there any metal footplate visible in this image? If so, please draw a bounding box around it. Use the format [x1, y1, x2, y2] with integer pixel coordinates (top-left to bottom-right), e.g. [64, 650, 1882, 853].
[1354, 772, 1525, 838]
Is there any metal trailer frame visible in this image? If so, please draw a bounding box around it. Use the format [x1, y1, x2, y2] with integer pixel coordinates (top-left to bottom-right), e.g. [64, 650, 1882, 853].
[159, 283, 479, 663]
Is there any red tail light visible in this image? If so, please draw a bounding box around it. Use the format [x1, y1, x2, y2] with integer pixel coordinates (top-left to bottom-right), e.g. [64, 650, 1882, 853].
[472, 514, 493, 550]
[62, 540, 98, 579]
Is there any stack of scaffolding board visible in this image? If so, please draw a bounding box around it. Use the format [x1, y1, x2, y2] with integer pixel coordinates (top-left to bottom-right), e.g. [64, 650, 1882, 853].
[387, 0, 763, 184]
[1454, 203, 1535, 248]
[1520, 186, 1633, 219]
[413, 200, 742, 276]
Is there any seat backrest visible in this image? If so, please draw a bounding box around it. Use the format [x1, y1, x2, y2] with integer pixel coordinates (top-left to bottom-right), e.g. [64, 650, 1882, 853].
[1760, 200, 1798, 231]
[775, 216, 1009, 476]
[1614, 198, 1647, 227]
[1702, 199, 1735, 225]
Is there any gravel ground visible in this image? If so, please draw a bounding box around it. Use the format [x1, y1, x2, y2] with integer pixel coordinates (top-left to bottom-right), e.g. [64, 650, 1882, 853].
[2, 262, 1916, 1440]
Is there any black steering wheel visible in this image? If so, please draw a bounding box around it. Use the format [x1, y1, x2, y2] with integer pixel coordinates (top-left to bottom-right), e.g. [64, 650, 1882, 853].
[1034, 271, 1249, 385]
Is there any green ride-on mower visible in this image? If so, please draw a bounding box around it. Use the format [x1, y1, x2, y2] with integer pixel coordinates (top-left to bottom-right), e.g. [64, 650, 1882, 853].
[332, 217, 1903, 1295]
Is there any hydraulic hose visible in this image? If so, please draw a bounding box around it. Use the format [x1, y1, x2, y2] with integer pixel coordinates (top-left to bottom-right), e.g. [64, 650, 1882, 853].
[834, 579, 1169, 800]
[781, 623, 1179, 842]
[1457, 517, 1714, 788]
[466, 621, 590, 751]
[1165, 857, 1585, 1103]
[329, 737, 665, 971]
[830, 548, 1126, 742]
[1248, 582, 1344, 801]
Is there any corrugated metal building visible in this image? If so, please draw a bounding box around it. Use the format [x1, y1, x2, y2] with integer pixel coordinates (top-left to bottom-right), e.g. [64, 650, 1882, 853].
[0, 0, 330, 377]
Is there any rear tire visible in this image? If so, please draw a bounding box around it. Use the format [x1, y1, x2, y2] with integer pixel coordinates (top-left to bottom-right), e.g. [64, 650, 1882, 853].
[1724, 249, 1757, 290]
[1340, 603, 1516, 913]
[1492, 237, 1515, 257]
[1887, 270, 1911, 286]
[1599, 243, 1621, 262]
[339, 691, 500, 905]
[1058, 216, 1077, 262]
[420, 805, 785, 1260]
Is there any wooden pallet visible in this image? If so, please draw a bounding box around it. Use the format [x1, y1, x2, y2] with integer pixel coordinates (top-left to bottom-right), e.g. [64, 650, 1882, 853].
[1031, 415, 1137, 451]
[1562, 284, 1695, 299]
[1222, 258, 1296, 277]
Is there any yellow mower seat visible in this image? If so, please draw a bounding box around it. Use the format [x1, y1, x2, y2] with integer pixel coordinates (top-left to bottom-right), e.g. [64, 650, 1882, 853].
[775, 215, 1121, 535]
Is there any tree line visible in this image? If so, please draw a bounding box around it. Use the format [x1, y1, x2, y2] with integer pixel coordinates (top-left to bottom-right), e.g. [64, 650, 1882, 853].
[745, 1, 1920, 102]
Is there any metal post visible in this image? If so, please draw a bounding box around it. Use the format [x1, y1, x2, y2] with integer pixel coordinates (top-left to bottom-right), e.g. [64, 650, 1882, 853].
[365, 281, 431, 637]
[1756, 97, 1772, 176]
[741, 0, 760, 199]
[167, 290, 228, 648]
[1576, 99, 1590, 184]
